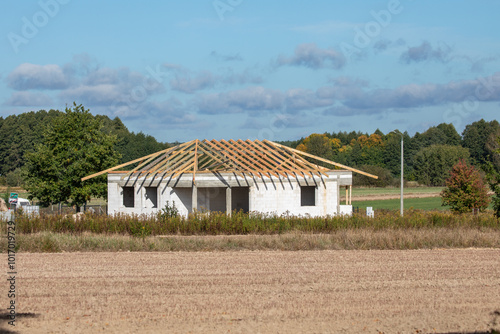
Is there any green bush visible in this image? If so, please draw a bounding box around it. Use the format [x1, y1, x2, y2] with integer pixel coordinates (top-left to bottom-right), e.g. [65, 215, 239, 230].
[353, 165, 397, 187]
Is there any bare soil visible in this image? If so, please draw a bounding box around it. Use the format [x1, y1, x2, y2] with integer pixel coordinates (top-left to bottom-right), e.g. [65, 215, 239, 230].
[353, 192, 442, 201]
[2, 249, 499, 333]
[349, 189, 494, 202]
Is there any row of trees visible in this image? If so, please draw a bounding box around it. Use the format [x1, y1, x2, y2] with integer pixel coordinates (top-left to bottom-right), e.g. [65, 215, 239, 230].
[286, 120, 500, 187]
[2, 104, 499, 216]
[0, 106, 169, 187]
[4, 108, 496, 190]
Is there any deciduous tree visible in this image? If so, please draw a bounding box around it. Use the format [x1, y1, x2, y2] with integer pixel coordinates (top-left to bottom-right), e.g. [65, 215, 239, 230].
[24, 103, 121, 212]
[462, 119, 500, 166]
[441, 159, 490, 213]
[483, 136, 500, 218]
[296, 133, 341, 160]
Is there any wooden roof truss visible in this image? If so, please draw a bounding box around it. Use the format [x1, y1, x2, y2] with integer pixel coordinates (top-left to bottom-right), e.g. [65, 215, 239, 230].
[82, 139, 378, 182]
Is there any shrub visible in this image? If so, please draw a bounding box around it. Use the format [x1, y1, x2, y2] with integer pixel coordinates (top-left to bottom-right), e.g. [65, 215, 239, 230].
[353, 165, 397, 187]
[158, 201, 179, 220]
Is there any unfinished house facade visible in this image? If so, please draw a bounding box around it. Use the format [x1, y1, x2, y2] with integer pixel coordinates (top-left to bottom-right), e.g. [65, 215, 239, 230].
[83, 139, 377, 217]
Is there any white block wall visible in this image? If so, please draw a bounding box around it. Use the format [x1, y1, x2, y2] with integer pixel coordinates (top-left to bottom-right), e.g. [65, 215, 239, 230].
[108, 172, 350, 217]
[249, 180, 338, 216]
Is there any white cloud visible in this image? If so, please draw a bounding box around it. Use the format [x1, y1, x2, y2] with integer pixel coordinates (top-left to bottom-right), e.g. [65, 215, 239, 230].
[197, 86, 284, 114]
[7, 63, 70, 90]
[59, 84, 124, 106]
[170, 71, 217, 93]
[4, 91, 53, 106]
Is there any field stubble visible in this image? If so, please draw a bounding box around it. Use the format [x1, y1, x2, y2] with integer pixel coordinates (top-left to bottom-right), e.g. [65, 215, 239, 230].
[2, 249, 499, 333]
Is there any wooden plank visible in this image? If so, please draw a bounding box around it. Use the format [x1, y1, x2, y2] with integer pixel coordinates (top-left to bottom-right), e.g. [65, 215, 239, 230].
[253, 139, 325, 177]
[220, 139, 267, 178]
[193, 140, 198, 183]
[197, 154, 213, 170]
[201, 159, 231, 171]
[214, 140, 260, 178]
[203, 140, 253, 176]
[172, 161, 195, 179]
[290, 153, 327, 177]
[232, 139, 287, 178]
[83, 138, 378, 183]
[82, 150, 161, 181]
[257, 140, 326, 177]
[245, 140, 289, 173]
[197, 142, 237, 169]
[81, 140, 194, 181]
[225, 139, 280, 178]
[163, 152, 195, 172]
[266, 140, 379, 179]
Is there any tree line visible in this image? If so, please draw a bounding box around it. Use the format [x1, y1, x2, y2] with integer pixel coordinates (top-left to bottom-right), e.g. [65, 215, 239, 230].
[280, 120, 500, 188]
[1, 104, 499, 216]
[0, 107, 169, 187]
[1, 107, 498, 189]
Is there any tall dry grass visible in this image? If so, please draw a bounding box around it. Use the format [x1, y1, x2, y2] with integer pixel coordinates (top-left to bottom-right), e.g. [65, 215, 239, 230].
[2, 209, 498, 252]
[12, 209, 500, 236]
[1, 228, 499, 253]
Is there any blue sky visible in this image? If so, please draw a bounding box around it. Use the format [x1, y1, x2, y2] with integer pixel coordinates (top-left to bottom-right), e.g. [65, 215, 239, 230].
[1, 0, 500, 143]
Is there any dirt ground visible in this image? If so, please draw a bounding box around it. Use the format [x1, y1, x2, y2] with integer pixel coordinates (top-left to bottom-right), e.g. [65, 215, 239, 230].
[352, 192, 442, 201]
[2, 249, 499, 334]
[349, 190, 494, 202]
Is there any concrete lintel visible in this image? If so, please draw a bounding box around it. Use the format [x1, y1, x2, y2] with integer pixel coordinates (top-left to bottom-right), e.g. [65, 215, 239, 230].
[112, 171, 350, 188]
[338, 178, 352, 186]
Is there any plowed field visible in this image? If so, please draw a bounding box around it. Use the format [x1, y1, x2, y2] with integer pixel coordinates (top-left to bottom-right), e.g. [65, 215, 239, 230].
[3, 249, 500, 333]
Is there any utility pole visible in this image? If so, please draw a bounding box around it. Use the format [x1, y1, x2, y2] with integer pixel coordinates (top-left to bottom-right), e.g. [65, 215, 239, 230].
[400, 133, 404, 216]
[391, 130, 404, 216]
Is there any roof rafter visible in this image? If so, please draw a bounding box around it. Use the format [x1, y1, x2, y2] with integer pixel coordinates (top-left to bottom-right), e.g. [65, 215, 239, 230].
[82, 139, 378, 182]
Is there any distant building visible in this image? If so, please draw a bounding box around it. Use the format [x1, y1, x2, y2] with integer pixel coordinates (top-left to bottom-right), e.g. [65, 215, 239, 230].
[83, 139, 377, 216]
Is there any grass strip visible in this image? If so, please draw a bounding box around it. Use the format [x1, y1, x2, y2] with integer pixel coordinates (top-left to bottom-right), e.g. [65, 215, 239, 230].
[2, 228, 499, 253]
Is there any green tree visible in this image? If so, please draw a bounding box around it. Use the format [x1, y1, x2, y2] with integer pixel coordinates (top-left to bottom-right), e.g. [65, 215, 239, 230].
[349, 133, 384, 167]
[441, 159, 490, 213]
[296, 133, 341, 161]
[98, 115, 169, 163]
[0, 109, 62, 175]
[436, 123, 461, 146]
[353, 165, 396, 187]
[462, 119, 500, 166]
[383, 131, 412, 180]
[413, 144, 470, 186]
[24, 103, 121, 212]
[5, 168, 24, 187]
[483, 136, 500, 218]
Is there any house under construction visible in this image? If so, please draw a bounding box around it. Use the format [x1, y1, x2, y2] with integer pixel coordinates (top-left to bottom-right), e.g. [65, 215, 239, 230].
[83, 139, 377, 217]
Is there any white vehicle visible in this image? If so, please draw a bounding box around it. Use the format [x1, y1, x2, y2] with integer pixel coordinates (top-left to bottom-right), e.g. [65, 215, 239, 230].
[9, 197, 30, 208]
